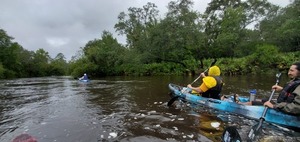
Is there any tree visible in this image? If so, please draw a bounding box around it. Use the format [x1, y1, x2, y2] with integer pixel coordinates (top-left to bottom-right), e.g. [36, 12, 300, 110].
[114, 2, 159, 51]
[76, 31, 126, 76]
[259, 0, 299, 52]
[49, 53, 68, 75]
[203, 0, 276, 57]
[146, 0, 203, 69]
[0, 29, 31, 78]
[32, 48, 51, 77]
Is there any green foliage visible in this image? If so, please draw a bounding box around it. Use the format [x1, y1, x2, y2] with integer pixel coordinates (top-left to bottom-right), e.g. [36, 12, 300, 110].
[218, 58, 250, 75]
[182, 58, 199, 73]
[66, 0, 297, 77]
[251, 45, 279, 65]
[219, 50, 300, 75]
[203, 0, 274, 58]
[3, 69, 16, 78]
[120, 62, 184, 76]
[49, 53, 68, 75]
[259, 0, 300, 52]
[0, 29, 69, 79]
[143, 62, 184, 75]
[1, 0, 298, 79]
[69, 57, 98, 78]
[276, 19, 300, 51]
[70, 31, 126, 77]
[0, 64, 5, 78]
[30, 49, 51, 77]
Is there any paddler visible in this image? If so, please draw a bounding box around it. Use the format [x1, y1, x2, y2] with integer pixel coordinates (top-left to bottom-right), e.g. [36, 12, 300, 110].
[241, 61, 300, 115]
[187, 66, 223, 100]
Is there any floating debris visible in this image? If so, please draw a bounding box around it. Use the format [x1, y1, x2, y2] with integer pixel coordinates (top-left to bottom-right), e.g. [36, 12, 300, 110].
[109, 132, 117, 138]
[173, 126, 178, 130]
[178, 118, 184, 121]
[210, 122, 220, 128]
[187, 134, 194, 138]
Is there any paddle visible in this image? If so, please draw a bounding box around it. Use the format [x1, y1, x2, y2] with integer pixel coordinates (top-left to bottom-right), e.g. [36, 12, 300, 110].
[189, 58, 217, 86]
[222, 126, 241, 142]
[167, 59, 217, 107]
[221, 72, 282, 142]
[246, 72, 281, 141]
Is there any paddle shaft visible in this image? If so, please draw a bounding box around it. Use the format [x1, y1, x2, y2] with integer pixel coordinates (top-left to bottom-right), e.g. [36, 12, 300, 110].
[251, 88, 276, 136]
[261, 88, 277, 117]
[259, 73, 281, 120]
[190, 68, 209, 85]
[190, 59, 217, 85]
[248, 73, 281, 141]
[181, 59, 217, 93]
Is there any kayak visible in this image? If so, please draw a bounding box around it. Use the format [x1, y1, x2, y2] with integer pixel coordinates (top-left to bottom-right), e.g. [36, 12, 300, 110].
[79, 79, 90, 82]
[168, 83, 300, 130]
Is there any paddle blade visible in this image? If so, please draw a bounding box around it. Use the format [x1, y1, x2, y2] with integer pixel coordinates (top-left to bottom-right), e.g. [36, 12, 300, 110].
[210, 58, 217, 67]
[167, 96, 179, 107]
[222, 126, 242, 142]
[247, 123, 262, 142]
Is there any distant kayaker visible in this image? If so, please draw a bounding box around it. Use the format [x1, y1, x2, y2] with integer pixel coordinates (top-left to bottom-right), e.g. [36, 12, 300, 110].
[187, 66, 223, 100]
[79, 73, 88, 80]
[241, 61, 300, 115]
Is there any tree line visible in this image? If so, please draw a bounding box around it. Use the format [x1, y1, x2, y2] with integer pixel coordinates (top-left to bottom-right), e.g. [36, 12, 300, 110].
[0, 29, 68, 78]
[1, 0, 299, 79]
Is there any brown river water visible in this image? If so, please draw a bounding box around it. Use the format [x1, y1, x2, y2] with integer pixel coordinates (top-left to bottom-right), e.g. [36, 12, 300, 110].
[0, 75, 299, 142]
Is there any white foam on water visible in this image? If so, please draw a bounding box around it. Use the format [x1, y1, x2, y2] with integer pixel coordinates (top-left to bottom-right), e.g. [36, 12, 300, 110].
[187, 134, 194, 138]
[211, 122, 220, 128]
[178, 118, 184, 121]
[173, 126, 178, 130]
[109, 132, 117, 138]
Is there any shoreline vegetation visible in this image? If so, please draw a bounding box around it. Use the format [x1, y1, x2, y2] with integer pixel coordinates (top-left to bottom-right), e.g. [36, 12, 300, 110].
[1, 0, 299, 79]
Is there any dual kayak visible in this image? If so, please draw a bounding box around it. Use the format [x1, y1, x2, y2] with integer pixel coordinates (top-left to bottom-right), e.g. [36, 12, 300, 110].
[168, 83, 300, 130]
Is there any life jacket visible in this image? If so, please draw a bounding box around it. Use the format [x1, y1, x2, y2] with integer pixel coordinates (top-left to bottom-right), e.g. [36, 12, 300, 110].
[202, 76, 223, 100]
[277, 78, 300, 103]
[83, 75, 88, 80]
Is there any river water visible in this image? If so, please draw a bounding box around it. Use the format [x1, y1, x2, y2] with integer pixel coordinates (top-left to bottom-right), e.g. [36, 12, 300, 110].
[0, 75, 299, 142]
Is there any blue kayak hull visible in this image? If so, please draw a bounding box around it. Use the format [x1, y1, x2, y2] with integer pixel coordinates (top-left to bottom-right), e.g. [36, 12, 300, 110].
[168, 83, 300, 130]
[79, 79, 90, 82]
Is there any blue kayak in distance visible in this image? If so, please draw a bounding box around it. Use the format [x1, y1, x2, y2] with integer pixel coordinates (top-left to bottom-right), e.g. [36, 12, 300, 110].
[78, 79, 90, 83]
[168, 83, 300, 130]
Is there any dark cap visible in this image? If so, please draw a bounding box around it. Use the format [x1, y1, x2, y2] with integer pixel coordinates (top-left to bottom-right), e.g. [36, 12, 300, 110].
[292, 61, 300, 71]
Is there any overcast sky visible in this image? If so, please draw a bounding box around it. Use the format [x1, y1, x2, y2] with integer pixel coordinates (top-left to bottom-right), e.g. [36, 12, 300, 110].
[0, 0, 291, 61]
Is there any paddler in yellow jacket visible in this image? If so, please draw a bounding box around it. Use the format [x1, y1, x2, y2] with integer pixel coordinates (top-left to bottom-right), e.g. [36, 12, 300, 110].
[187, 66, 223, 100]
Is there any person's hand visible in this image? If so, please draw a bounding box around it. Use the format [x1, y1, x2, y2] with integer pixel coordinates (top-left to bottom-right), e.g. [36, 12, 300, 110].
[272, 85, 283, 92]
[187, 84, 192, 88]
[200, 72, 206, 77]
[263, 101, 274, 108]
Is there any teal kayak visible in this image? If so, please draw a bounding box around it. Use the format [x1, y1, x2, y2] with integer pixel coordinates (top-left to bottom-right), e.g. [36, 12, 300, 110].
[168, 83, 300, 130]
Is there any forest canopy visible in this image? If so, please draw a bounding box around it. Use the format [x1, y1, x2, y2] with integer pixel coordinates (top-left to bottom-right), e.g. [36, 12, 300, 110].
[1, 0, 299, 79]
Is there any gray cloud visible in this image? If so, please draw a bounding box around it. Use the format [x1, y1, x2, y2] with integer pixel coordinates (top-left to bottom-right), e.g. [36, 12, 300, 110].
[0, 0, 290, 60]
